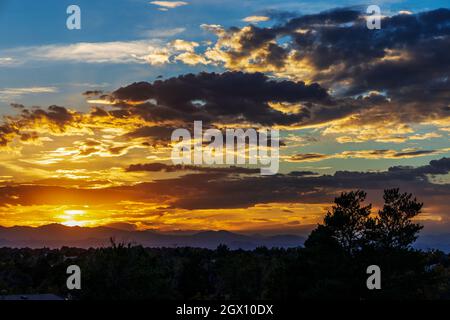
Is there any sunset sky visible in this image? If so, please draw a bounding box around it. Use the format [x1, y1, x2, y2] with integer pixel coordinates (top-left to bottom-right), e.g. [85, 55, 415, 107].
[0, 0, 449, 234]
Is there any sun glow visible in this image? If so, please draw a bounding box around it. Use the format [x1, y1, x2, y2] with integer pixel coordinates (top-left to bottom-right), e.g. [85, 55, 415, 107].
[60, 209, 87, 227]
[65, 210, 86, 216]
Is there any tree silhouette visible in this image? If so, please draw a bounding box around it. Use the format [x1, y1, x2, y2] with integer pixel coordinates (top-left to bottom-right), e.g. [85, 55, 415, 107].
[369, 188, 423, 250]
[305, 190, 372, 254]
[306, 189, 424, 254]
[303, 188, 435, 299]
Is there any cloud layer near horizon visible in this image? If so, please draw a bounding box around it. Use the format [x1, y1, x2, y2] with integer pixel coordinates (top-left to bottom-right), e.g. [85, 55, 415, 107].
[0, 158, 449, 230]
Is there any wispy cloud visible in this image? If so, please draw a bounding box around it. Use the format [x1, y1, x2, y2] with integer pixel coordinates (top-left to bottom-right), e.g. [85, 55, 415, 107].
[0, 87, 58, 100]
[139, 27, 186, 38]
[31, 40, 164, 64]
[287, 149, 450, 162]
[2, 39, 205, 66]
[2, 40, 174, 65]
[0, 57, 16, 65]
[150, 1, 188, 10]
[242, 16, 270, 23]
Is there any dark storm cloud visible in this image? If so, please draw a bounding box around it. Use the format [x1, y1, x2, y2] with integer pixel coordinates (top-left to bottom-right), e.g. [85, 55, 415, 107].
[19, 105, 77, 129]
[0, 69, 396, 147]
[388, 157, 450, 176]
[288, 153, 329, 162]
[206, 8, 450, 123]
[82, 90, 104, 97]
[262, 9, 300, 23]
[287, 149, 442, 162]
[124, 126, 177, 141]
[163, 157, 450, 210]
[103, 71, 391, 143]
[0, 72, 354, 147]
[1, 158, 449, 214]
[0, 105, 81, 147]
[101, 157, 450, 210]
[283, 7, 361, 28]
[0, 123, 18, 147]
[112, 71, 331, 126]
[393, 150, 439, 158]
[242, 8, 450, 90]
[19, 131, 39, 143]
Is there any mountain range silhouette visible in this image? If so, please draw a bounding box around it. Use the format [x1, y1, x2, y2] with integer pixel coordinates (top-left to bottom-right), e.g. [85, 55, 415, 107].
[0, 224, 306, 249]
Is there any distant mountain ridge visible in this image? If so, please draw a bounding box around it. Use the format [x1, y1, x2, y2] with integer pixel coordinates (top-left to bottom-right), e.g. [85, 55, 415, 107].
[0, 224, 306, 250]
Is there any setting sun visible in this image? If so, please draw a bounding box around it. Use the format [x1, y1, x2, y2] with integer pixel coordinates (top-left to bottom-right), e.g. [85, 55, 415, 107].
[59, 210, 87, 227]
